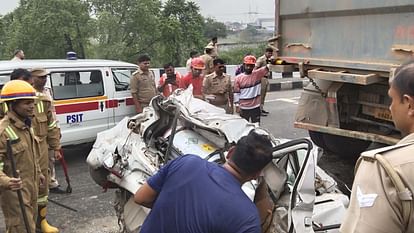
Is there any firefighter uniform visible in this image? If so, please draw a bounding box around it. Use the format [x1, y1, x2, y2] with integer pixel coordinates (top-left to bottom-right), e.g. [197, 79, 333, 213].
[33, 91, 61, 233]
[203, 72, 233, 114]
[130, 68, 157, 108]
[340, 133, 414, 233]
[0, 80, 40, 233]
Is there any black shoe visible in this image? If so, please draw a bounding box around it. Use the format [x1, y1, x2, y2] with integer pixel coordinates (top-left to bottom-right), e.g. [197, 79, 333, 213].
[49, 187, 67, 194]
[261, 112, 268, 117]
[261, 109, 269, 114]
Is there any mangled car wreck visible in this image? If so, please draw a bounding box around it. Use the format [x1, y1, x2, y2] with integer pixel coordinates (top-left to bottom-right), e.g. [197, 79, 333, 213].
[87, 87, 349, 233]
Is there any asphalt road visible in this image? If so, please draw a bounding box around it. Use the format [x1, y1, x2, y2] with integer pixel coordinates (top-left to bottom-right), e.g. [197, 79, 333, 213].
[0, 89, 356, 232]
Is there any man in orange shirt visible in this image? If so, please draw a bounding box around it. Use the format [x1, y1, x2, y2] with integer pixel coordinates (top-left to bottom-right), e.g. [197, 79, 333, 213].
[180, 58, 205, 99]
[158, 63, 182, 97]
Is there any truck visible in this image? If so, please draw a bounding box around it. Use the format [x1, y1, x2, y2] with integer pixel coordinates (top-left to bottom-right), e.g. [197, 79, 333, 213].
[271, 0, 414, 156]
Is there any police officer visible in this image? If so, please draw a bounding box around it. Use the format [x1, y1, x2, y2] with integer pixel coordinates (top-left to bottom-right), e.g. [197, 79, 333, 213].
[200, 45, 215, 76]
[29, 68, 61, 233]
[340, 62, 414, 233]
[130, 54, 157, 113]
[0, 80, 42, 233]
[203, 58, 233, 114]
[255, 47, 274, 116]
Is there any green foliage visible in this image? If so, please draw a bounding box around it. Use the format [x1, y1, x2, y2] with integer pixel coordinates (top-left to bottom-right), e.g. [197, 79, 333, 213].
[219, 43, 267, 65]
[0, 0, 261, 66]
[1, 0, 93, 59]
[159, 0, 205, 67]
[88, 0, 162, 63]
[204, 17, 227, 39]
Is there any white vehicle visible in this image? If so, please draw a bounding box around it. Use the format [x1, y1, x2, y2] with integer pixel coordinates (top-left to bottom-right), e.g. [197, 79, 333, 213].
[87, 87, 349, 233]
[0, 59, 153, 146]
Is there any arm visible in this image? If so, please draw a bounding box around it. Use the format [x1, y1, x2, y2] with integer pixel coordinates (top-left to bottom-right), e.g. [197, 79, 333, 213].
[134, 182, 158, 208]
[130, 75, 143, 113]
[157, 76, 166, 93]
[202, 76, 211, 96]
[233, 77, 241, 113]
[340, 160, 403, 233]
[228, 77, 234, 112]
[252, 66, 269, 81]
[46, 100, 61, 154]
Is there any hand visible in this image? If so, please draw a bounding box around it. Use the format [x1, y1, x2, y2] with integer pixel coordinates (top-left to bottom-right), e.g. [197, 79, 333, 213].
[236, 106, 240, 113]
[54, 150, 63, 160]
[39, 174, 46, 188]
[8, 177, 22, 191]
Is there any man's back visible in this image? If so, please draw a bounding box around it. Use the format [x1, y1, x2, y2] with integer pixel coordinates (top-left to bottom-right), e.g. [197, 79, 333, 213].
[140, 155, 260, 233]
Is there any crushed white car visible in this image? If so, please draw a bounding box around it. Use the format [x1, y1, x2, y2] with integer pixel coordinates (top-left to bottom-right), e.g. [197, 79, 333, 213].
[86, 87, 349, 233]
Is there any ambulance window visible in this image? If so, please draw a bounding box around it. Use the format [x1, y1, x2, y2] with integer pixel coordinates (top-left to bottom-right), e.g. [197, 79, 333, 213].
[0, 74, 10, 89]
[112, 68, 133, 91]
[50, 71, 104, 100]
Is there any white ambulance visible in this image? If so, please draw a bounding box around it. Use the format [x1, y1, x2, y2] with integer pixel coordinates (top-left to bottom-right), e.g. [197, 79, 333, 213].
[0, 59, 153, 146]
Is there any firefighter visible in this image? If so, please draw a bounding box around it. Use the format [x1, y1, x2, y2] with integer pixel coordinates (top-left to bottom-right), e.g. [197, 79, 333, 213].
[0, 80, 43, 233]
[30, 68, 61, 233]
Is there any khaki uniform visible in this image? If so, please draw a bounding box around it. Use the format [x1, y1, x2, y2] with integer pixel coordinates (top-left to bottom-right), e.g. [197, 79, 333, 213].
[341, 133, 414, 233]
[33, 92, 61, 205]
[43, 87, 60, 188]
[207, 41, 218, 58]
[0, 111, 40, 233]
[200, 54, 214, 76]
[203, 72, 233, 113]
[256, 55, 271, 107]
[130, 68, 157, 107]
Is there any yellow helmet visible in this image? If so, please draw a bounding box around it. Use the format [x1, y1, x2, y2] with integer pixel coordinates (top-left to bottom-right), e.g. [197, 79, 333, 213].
[1, 80, 37, 102]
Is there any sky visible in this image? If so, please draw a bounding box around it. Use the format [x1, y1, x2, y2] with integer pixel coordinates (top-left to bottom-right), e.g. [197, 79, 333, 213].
[1, 0, 275, 23]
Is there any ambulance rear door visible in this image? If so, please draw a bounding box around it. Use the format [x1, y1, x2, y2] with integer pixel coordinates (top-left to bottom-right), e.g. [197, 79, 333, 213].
[50, 68, 111, 146]
[108, 67, 136, 128]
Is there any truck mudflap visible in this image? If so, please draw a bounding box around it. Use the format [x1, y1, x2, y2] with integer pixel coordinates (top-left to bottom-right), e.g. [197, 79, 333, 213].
[294, 121, 399, 145]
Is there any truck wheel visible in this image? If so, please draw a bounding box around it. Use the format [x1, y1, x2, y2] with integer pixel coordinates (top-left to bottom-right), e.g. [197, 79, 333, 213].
[309, 131, 370, 158]
[89, 166, 118, 188]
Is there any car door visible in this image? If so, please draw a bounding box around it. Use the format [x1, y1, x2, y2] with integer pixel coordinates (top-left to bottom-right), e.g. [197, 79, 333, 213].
[50, 68, 111, 145]
[109, 67, 137, 128]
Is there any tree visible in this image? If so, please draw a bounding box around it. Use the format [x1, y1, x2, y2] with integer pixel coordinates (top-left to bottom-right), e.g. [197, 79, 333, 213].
[203, 17, 227, 39]
[160, 0, 205, 66]
[88, 0, 162, 63]
[2, 0, 94, 59]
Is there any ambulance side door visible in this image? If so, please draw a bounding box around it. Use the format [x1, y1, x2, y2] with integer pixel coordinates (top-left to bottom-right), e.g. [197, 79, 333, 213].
[108, 67, 136, 128]
[50, 69, 110, 146]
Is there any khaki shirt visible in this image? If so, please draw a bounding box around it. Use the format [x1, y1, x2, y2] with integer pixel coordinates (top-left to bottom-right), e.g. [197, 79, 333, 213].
[0, 111, 39, 231]
[130, 68, 157, 104]
[256, 55, 271, 78]
[207, 41, 218, 57]
[33, 92, 60, 151]
[203, 72, 232, 106]
[340, 133, 414, 233]
[200, 54, 214, 76]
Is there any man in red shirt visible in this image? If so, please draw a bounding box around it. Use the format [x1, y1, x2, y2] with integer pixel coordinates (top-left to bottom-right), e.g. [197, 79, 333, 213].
[158, 63, 182, 97]
[180, 57, 205, 99]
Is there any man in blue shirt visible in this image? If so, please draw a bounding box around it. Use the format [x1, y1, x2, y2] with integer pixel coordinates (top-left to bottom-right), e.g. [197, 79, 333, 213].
[134, 130, 273, 233]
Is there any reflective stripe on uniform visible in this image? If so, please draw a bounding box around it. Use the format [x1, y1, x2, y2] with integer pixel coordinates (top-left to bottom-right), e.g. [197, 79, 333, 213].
[48, 121, 57, 130]
[37, 195, 48, 204]
[36, 100, 44, 113]
[2, 102, 8, 113]
[5, 126, 19, 141]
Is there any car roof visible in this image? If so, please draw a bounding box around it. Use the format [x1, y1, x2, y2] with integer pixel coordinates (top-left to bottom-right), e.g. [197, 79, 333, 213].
[0, 59, 137, 73]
